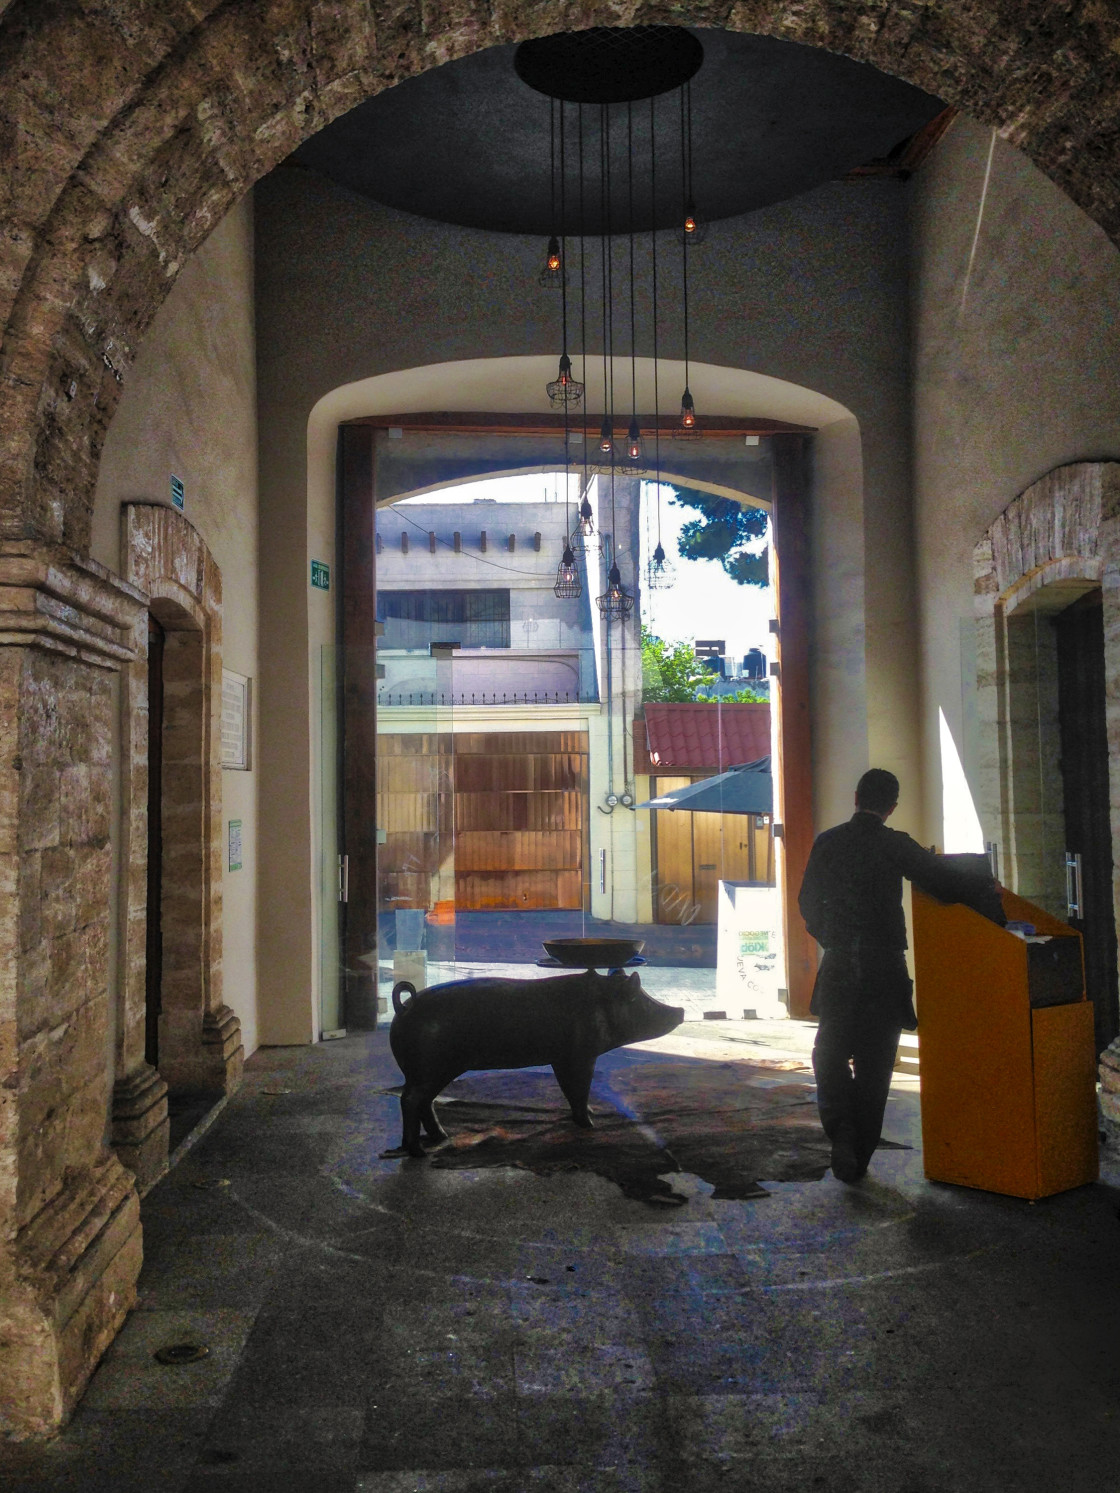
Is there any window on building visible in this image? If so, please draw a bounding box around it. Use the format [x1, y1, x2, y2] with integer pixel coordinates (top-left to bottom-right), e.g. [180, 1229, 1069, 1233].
[378, 589, 512, 649]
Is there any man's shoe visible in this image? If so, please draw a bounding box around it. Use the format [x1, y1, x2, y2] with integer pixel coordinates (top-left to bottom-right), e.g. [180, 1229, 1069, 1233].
[831, 1133, 862, 1184]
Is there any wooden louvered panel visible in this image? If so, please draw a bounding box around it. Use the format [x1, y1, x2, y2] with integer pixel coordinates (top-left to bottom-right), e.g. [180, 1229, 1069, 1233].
[455, 868, 583, 910]
[455, 791, 582, 832]
[378, 756, 446, 794]
[454, 731, 584, 757]
[376, 731, 587, 913]
[377, 791, 438, 834]
[456, 830, 580, 872]
[379, 831, 441, 874]
[380, 871, 430, 910]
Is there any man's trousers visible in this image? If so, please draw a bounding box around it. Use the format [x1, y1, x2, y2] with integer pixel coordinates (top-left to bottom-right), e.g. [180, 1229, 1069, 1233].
[810, 949, 910, 1170]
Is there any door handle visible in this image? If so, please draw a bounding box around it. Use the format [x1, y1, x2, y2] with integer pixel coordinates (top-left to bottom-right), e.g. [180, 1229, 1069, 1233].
[1065, 851, 1082, 920]
[339, 854, 349, 904]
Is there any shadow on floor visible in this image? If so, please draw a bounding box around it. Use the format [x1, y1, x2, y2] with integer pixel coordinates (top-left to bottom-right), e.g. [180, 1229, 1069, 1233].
[4, 1028, 1120, 1493]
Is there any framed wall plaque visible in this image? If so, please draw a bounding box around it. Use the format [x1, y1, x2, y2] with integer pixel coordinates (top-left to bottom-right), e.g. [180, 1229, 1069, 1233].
[221, 670, 252, 770]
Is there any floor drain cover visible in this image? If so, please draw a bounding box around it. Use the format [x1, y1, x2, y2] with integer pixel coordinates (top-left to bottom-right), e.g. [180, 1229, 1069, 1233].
[154, 1342, 210, 1366]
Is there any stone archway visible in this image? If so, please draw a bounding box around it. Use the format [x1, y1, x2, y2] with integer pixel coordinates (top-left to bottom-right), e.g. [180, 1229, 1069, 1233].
[2, 3, 1120, 559]
[2, 0, 1120, 1439]
[973, 461, 1120, 1134]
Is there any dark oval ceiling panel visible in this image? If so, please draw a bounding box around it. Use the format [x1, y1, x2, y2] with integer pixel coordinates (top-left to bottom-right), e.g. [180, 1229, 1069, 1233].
[288, 28, 946, 236]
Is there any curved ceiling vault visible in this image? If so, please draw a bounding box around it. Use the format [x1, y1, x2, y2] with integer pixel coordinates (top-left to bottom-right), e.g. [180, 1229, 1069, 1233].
[1, 3, 1117, 551]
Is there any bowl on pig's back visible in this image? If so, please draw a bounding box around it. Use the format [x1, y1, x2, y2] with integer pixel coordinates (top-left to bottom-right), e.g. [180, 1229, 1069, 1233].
[543, 937, 645, 968]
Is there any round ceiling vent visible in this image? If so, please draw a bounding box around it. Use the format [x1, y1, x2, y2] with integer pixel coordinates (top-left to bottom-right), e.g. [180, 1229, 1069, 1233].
[514, 26, 704, 104]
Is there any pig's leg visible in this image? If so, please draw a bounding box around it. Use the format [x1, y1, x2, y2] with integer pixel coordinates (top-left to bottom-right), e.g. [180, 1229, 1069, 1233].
[553, 1057, 597, 1128]
[399, 1083, 431, 1158]
[420, 1096, 448, 1143]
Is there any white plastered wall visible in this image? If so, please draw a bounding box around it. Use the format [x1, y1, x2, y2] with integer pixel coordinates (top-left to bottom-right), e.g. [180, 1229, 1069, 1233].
[911, 116, 1120, 850]
[90, 197, 261, 1060]
[253, 159, 915, 1043]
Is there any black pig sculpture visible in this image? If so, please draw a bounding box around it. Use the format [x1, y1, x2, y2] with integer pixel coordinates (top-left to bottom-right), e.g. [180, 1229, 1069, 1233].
[390, 968, 685, 1157]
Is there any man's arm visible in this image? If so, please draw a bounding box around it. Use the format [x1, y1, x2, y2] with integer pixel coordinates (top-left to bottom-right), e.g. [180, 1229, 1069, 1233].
[888, 832, 1005, 923]
[798, 838, 832, 943]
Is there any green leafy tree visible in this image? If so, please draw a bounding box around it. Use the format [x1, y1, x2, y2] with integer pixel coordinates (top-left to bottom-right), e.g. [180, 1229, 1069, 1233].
[641, 627, 708, 703]
[696, 683, 769, 704]
[642, 627, 771, 704]
[671, 486, 769, 586]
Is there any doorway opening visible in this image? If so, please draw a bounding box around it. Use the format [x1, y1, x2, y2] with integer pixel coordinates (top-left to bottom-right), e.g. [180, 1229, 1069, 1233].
[1054, 589, 1120, 1053]
[351, 456, 787, 1024]
[145, 613, 164, 1069]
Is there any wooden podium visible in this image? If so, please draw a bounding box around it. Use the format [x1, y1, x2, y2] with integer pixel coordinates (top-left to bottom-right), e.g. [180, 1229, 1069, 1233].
[912, 887, 1098, 1199]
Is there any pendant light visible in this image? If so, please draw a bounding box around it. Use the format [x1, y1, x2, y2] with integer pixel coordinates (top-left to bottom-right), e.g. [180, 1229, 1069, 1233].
[675, 81, 700, 439]
[545, 100, 584, 408]
[625, 103, 644, 465]
[539, 101, 565, 287]
[596, 464, 634, 621]
[681, 82, 708, 245]
[554, 395, 581, 598]
[645, 101, 675, 592]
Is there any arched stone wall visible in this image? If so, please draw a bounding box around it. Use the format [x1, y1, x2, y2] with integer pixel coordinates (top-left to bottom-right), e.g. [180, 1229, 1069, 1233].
[112, 504, 242, 1189]
[1, 3, 1120, 557]
[973, 461, 1120, 1131]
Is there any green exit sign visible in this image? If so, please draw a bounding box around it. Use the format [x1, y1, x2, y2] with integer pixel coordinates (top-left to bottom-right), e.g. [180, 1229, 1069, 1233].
[310, 560, 330, 591]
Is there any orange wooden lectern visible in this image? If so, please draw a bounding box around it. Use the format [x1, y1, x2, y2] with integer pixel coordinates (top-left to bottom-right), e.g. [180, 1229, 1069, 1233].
[912, 887, 1098, 1200]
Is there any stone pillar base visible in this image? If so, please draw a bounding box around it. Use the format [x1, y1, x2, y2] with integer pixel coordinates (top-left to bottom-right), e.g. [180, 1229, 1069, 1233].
[111, 1063, 170, 1192]
[160, 1005, 243, 1097]
[0, 1156, 141, 1439]
[1099, 1039, 1120, 1148]
[202, 1004, 244, 1093]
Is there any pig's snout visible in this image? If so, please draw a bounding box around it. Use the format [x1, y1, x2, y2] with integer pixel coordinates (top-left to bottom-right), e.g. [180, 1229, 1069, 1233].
[656, 1002, 686, 1034]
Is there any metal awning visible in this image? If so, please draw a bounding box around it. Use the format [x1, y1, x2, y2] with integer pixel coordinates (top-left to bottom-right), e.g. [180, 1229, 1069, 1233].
[636, 756, 773, 816]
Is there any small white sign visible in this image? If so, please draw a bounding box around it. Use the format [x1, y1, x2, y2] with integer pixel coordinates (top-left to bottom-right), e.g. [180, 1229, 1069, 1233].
[228, 819, 243, 872]
[221, 671, 251, 770]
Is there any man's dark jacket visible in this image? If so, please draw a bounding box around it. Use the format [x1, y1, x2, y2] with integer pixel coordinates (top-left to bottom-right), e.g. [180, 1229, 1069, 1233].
[799, 811, 1002, 1028]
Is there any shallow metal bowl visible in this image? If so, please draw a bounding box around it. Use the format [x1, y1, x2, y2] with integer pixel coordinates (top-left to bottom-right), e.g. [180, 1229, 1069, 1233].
[542, 937, 645, 968]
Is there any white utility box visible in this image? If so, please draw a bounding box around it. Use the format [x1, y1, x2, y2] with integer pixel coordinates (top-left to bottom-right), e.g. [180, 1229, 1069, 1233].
[716, 880, 787, 1019]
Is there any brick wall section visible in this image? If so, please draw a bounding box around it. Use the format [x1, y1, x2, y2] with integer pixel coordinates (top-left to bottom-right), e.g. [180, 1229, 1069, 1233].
[0, 3, 1119, 552]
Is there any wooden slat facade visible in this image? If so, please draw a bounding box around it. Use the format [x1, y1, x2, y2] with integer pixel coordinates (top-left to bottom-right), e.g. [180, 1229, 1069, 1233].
[651, 774, 775, 925]
[377, 730, 588, 911]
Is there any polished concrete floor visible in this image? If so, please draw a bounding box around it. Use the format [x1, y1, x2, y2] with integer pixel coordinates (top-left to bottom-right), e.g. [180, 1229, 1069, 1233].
[4, 1021, 1120, 1491]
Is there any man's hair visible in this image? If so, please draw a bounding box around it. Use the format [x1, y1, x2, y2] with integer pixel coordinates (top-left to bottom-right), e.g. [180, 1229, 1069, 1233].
[855, 768, 899, 815]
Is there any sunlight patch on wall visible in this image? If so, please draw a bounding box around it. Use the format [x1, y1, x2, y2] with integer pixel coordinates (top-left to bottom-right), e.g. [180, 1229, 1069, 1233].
[939, 707, 984, 853]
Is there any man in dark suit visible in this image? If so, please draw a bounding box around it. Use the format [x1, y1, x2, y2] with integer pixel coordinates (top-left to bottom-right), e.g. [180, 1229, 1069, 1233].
[799, 767, 999, 1183]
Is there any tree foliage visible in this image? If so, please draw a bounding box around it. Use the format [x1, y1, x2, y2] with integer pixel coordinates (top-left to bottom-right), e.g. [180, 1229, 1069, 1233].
[640, 627, 707, 703]
[671, 487, 769, 587]
[641, 627, 769, 704]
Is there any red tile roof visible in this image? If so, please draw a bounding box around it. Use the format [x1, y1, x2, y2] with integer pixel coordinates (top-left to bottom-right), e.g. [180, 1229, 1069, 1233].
[641, 702, 771, 772]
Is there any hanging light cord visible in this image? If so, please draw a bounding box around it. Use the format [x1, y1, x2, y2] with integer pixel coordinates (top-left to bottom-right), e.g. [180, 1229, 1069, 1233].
[680, 84, 690, 395]
[579, 103, 590, 512]
[549, 97, 556, 241]
[559, 98, 569, 362]
[651, 92, 662, 541]
[628, 102, 637, 437]
[686, 79, 696, 214]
